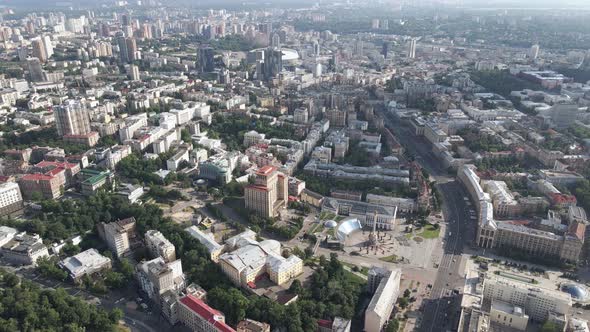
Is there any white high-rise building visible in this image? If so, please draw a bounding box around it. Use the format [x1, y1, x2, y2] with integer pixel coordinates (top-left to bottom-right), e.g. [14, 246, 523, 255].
[365, 267, 402, 332]
[407, 38, 417, 59]
[42, 35, 53, 58]
[530, 44, 540, 60]
[128, 64, 140, 81]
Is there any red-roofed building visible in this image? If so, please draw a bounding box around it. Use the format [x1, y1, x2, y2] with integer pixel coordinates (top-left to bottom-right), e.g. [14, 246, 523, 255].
[63, 131, 99, 147]
[34, 160, 80, 187]
[177, 294, 236, 332]
[549, 193, 577, 208]
[18, 172, 63, 199]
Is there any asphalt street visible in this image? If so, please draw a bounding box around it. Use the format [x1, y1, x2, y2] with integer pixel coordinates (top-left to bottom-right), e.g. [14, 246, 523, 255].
[376, 105, 475, 331]
[419, 181, 474, 332]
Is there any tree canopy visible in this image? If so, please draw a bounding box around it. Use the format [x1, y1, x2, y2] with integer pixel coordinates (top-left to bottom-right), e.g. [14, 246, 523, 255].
[0, 269, 120, 331]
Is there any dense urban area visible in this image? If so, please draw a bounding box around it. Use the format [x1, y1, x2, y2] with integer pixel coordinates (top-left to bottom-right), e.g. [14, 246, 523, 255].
[1, 0, 590, 331]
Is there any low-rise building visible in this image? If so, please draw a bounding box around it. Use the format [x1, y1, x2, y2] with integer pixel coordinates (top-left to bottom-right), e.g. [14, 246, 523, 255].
[63, 132, 100, 147]
[236, 319, 271, 332]
[115, 183, 144, 203]
[483, 272, 572, 322]
[490, 300, 529, 330]
[0, 226, 18, 247]
[219, 236, 303, 288]
[167, 149, 190, 171]
[287, 177, 306, 197]
[185, 226, 223, 263]
[59, 248, 112, 282]
[365, 194, 416, 213]
[146, 230, 176, 262]
[18, 173, 63, 200]
[80, 169, 114, 195]
[0, 232, 49, 265]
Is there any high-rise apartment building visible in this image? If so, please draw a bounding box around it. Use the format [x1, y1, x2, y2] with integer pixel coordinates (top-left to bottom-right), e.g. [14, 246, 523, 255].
[117, 35, 129, 63]
[530, 44, 540, 60]
[245, 166, 288, 218]
[263, 47, 283, 81]
[98, 217, 136, 257]
[32, 39, 47, 62]
[41, 35, 53, 58]
[54, 100, 91, 136]
[128, 64, 140, 81]
[126, 37, 138, 61]
[197, 46, 215, 73]
[407, 38, 417, 59]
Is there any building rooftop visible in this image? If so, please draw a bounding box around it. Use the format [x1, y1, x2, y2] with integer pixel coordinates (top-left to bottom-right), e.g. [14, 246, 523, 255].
[60, 248, 111, 278]
[185, 226, 223, 253]
[179, 295, 235, 332]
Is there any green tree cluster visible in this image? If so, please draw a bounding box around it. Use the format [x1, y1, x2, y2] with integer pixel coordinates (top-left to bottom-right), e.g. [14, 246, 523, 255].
[206, 253, 365, 331]
[0, 127, 88, 155]
[205, 113, 297, 151]
[0, 269, 120, 331]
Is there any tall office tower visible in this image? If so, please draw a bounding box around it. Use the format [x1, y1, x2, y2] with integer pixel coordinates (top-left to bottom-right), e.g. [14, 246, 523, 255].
[54, 100, 91, 136]
[381, 19, 389, 30]
[354, 39, 364, 56]
[271, 33, 281, 48]
[203, 25, 216, 40]
[32, 39, 47, 63]
[245, 166, 288, 218]
[331, 52, 339, 72]
[27, 58, 45, 82]
[259, 22, 272, 34]
[121, 14, 130, 27]
[17, 47, 28, 61]
[313, 40, 320, 56]
[263, 47, 283, 81]
[197, 46, 215, 73]
[116, 35, 129, 63]
[125, 37, 137, 61]
[406, 38, 416, 59]
[98, 23, 110, 37]
[371, 19, 380, 29]
[530, 44, 540, 60]
[382, 42, 390, 59]
[41, 35, 53, 58]
[217, 22, 226, 37]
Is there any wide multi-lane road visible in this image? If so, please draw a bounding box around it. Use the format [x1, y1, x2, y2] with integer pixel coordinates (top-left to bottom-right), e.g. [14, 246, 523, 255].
[376, 105, 474, 331]
[419, 180, 473, 332]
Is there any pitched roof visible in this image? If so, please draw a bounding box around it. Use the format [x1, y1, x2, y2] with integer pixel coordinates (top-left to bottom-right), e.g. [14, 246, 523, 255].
[179, 295, 235, 332]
